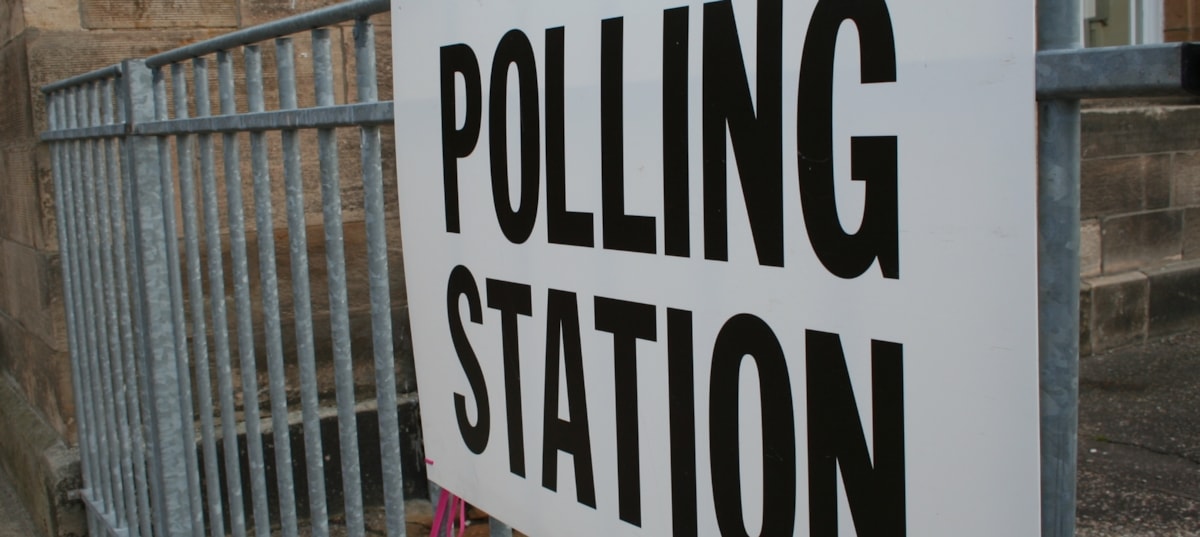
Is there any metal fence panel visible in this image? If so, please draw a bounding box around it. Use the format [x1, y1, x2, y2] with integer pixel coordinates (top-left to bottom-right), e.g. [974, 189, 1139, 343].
[38, 3, 429, 536]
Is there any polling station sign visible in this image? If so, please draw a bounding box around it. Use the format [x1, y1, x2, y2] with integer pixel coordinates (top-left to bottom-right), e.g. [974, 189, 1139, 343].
[392, 0, 1040, 534]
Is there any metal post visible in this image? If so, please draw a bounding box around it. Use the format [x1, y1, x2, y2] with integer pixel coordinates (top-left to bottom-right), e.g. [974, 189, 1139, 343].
[109, 74, 155, 537]
[150, 62, 207, 537]
[120, 58, 195, 537]
[117, 71, 160, 537]
[1037, 0, 1081, 536]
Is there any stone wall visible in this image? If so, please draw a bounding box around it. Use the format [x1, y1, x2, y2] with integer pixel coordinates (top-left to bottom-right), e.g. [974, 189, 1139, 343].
[1080, 99, 1200, 355]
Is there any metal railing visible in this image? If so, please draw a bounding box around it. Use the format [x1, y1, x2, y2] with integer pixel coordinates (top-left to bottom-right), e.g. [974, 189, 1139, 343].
[40, 1, 509, 536]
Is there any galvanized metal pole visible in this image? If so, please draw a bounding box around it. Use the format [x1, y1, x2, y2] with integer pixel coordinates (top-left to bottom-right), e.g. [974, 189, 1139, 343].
[49, 89, 100, 537]
[1037, 0, 1081, 535]
[313, 27, 366, 537]
[275, 36, 332, 537]
[216, 48, 273, 537]
[120, 58, 195, 537]
[352, 16, 408, 537]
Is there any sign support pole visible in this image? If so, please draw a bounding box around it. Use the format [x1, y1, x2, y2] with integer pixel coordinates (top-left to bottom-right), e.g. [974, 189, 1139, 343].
[1036, 0, 1081, 535]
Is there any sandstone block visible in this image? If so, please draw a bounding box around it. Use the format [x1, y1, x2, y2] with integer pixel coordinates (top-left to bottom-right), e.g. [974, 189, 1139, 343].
[0, 36, 33, 147]
[0, 141, 55, 252]
[0, 143, 43, 249]
[1082, 106, 1200, 159]
[1081, 154, 1169, 218]
[1086, 271, 1149, 353]
[0, 239, 64, 351]
[21, 0, 79, 32]
[1101, 209, 1183, 273]
[1171, 150, 1200, 206]
[0, 312, 73, 440]
[80, 0, 236, 30]
[1146, 259, 1200, 337]
[1148, 154, 1173, 209]
[1185, 207, 1200, 260]
[1080, 280, 1093, 356]
[1081, 218, 1101, 277]
[33, 143, 56, 251]
[27, 29, 217, 136]
[0, 0, 25, 47]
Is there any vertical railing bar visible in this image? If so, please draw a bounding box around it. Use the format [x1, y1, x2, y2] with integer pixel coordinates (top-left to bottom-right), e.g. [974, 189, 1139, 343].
[218, 48, 273, 537]
[123, 59, 192, 537]
[72, 85, 105, 523]
[1037, 0, 1082, 536]
[195, 54, 250, 537]
[92, 78, 133, 531]
[98, 80, 135, 531]
[75, 84, 118, 523]
[51, 89, 100, 537]
[353, 17, 407, 537]
[152, 63, 207, 537]
[108, 75, 154, 537]
[313, 27, 365, 537]
[244, 43, 301, 537]
[275, 35, 331, 537]
[100, 77, 143, 537]
[172, 60, 227, 537]
[90, 80, 127, 526]
[89, 80, 129, 528]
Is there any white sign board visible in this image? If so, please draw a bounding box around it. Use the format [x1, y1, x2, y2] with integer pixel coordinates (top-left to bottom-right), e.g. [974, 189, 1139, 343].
[392, 0, 1040, 535]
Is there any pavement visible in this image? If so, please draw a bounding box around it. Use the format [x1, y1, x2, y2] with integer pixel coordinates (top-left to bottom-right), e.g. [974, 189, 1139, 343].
[0, 466, 38, 537]
[1077, 329, 1200, 536]
[1, 330, 1197, 537]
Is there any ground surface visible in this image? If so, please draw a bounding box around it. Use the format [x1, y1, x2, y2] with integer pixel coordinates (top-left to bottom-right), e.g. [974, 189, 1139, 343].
[1076, 329, 1200, 536]
[0, 467, 38, 537]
